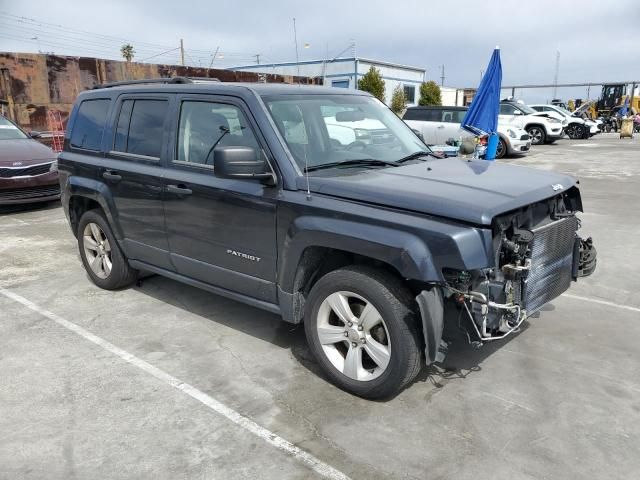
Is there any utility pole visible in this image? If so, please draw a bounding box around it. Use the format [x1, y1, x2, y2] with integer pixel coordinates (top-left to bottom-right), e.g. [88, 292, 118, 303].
[254, 54, 261, 65]
[180, 39, 185, 66]
[293, 18, 300, 82]
[208, 46, 220, 69]
[440, 64, 445, 86]
[553, 50, 560, 99]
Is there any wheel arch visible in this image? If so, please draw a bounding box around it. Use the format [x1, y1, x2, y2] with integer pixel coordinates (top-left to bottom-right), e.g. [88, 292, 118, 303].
[67, 177, 121, 239]
[525, 122, 547, 133]
[277, 216, 446, 324]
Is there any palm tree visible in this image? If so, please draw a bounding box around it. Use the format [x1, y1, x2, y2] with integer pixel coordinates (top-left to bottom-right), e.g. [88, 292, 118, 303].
[120, 44, 135, 62]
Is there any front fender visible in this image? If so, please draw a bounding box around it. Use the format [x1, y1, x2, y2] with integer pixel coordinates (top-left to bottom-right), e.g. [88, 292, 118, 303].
[279, 216, 437, 292]
[278, 213, 492, 293]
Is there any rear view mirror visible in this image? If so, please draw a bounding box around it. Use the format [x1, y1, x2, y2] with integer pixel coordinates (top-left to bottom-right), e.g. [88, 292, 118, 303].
[214, 146, 274, 182]
[335, 110, 365, 122]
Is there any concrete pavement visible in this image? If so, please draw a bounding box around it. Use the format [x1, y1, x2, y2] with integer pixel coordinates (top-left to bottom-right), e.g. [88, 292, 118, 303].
[1, 133, 639, 479]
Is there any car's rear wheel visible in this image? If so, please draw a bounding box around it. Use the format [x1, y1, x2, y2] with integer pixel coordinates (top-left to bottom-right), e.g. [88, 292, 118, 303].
[304, 266, 422, 399]
[526, 125, 546, 145]
[78, 209, 137, 290]
[496, 137, 507, 159]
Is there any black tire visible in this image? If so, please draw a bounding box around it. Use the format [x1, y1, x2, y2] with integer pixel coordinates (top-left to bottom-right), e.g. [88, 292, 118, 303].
[77, 209, 137, 290]
[565, 124, 582, 139]
[526, 125, 546, 145]
[304, 265, 422, 399]
[495, 137, 507, 159]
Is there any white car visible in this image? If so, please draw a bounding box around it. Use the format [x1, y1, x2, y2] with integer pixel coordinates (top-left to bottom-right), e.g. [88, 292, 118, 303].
[402, 106, 531, 158]
[530, 104, 597, 138]
[497, 124, 531, 157]
[323, 116, 390, 146]
[499, 100, 564, 145]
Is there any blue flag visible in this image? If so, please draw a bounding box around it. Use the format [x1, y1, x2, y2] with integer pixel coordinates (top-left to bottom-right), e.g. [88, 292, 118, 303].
[461, 48, 502, 136]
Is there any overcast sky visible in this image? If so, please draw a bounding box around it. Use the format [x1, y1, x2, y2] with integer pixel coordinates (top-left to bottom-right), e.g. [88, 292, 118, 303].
[1, 0, 639, 102]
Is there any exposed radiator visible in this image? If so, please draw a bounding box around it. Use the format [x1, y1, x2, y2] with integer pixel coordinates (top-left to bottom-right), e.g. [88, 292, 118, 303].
[523, 216, 578, 313]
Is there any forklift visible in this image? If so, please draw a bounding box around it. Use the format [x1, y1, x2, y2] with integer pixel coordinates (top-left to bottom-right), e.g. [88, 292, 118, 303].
[591, 83, 638, 132]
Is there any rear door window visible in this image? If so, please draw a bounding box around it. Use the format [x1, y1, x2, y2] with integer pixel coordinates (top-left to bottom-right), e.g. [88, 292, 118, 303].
[70, 98, 111, 151]
[113, 99, 168, 158]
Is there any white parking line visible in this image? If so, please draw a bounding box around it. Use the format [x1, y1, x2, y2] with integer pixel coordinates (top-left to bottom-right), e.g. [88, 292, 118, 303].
[562, 293, 640, 313]
[0, 287, 351, 480]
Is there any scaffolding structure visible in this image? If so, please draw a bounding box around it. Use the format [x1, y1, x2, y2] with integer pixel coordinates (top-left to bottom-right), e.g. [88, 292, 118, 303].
[46, 110, 64, 152]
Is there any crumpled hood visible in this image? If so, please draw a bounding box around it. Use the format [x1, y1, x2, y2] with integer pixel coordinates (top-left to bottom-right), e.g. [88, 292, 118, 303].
[301, 159, 577, 226]
[0, 139, 56, 166]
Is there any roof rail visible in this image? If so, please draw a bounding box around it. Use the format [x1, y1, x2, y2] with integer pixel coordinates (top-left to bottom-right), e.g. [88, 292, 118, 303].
[92, 76, 220, 89]
[186, 77, 221, 83]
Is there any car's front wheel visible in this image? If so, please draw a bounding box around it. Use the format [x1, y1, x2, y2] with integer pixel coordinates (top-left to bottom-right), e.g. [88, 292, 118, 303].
[565, 124, 583, 139]
[304, 266, 422, 399]
[496, 137, 507, 159]
[526, 125, 546, 145]
[78, 209, 137, 290]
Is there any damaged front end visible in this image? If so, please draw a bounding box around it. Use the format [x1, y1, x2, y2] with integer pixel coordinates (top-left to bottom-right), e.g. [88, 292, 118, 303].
[443, 186, 597, 346]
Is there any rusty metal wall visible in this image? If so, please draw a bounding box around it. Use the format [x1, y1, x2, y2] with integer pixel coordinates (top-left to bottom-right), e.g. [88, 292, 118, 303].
[0, 52, 320, 131]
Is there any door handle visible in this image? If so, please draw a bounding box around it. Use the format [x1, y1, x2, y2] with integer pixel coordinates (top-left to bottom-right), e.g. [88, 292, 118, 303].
[437, 125, 445, 129]
[166, 184, 193, 196]
[102, 170, 122, 182]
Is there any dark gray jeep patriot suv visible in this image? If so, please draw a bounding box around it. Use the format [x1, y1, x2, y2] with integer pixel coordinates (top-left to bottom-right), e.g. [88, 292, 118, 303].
[59, 78, 596, 399]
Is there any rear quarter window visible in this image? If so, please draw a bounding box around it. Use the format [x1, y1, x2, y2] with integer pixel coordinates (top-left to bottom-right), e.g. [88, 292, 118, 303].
[402, 109, 439, 121]
[70, 98, 111, 151]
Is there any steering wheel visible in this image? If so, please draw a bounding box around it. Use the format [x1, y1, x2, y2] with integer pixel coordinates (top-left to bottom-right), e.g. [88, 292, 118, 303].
[346, 140, 367, 150]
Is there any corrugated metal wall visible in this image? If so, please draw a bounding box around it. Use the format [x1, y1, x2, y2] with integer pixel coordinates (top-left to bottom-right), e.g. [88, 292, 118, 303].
[0, 52, 320, 131]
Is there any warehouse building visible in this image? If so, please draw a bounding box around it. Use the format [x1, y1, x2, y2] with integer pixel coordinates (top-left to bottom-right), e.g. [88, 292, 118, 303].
[232, 57, 426, 106]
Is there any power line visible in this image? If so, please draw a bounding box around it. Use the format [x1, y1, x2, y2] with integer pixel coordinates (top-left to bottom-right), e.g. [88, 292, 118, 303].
[0, 12, 275, 59]
[0, 12, 302, 69]
[0, 12, 180, 51]
[139, 47, 181, 63]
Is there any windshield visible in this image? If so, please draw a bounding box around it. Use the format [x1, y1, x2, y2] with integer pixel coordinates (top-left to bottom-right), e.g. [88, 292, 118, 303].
[555, 106, 574, 117]
[0, 116, 28, 140]
[516, 103, 537, 115]
[262, 94, 427, 172]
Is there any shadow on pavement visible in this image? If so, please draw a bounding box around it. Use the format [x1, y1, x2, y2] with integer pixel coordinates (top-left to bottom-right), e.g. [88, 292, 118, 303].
[134, 273, 528, 399]
[0, 200, 61, 215]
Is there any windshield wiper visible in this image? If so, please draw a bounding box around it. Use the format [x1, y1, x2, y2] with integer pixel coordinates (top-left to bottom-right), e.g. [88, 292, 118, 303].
[394, 150, 440, 164]
[304, 159, 400, 172]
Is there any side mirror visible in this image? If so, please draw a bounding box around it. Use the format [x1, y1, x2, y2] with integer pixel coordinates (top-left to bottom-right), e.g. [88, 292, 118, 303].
[513, 110, 522, 116]
[214, 146, 274, 182]
[29, 130, 42, 138]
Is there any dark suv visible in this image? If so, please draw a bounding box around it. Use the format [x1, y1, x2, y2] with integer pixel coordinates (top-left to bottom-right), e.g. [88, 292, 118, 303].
[59, 78, 596, 399]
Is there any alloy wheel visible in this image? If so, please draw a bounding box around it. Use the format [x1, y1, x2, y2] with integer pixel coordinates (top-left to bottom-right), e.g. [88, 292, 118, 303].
[529, 127, 543, 144]
[316, 291, 391, 381]
[566, 124, 580, 139]
[83, 222, 112, 279]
